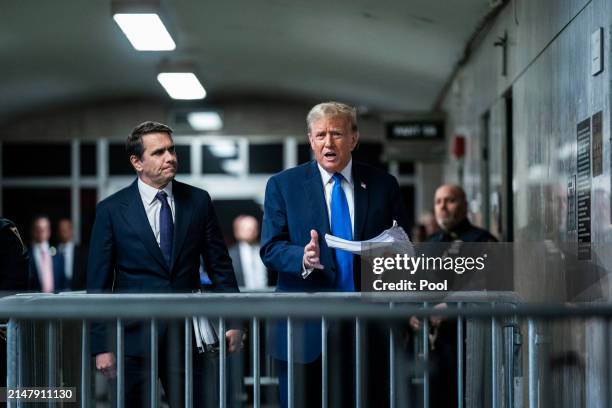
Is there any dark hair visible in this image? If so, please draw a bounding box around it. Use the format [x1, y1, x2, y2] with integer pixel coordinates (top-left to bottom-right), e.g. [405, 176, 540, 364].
[126, 121, 174, 160]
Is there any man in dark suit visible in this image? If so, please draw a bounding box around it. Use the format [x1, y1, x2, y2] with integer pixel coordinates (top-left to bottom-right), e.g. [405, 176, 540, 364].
[87, 121, 241, 407]
[29, 215, 65, 293]
[261, 102, 407, 407]
[57, 218, 87, 291]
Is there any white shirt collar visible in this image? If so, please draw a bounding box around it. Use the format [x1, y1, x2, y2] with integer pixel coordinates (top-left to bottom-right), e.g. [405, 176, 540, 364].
[32, 241, 50, 251]
[137, 178, 173, 205]
[316, 159, 353, 186]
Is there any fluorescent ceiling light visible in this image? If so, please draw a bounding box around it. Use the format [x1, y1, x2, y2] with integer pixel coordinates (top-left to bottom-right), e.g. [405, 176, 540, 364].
[157, 73, 206, 100]
[187, 112, 223, 131]
[113, 13, 175, 51]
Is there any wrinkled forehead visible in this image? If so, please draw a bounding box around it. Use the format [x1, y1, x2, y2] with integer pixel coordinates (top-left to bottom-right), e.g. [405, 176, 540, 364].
[309, 114, 354, 133]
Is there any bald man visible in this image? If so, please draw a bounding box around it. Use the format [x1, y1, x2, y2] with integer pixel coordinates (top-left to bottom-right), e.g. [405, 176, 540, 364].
[429, 184, 497, 243]
[420, 184, 497, 407]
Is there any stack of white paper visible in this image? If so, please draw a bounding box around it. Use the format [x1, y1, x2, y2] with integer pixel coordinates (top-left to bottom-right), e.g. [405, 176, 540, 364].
[192, 316, 219, 353]
[325, 220, 413, 255]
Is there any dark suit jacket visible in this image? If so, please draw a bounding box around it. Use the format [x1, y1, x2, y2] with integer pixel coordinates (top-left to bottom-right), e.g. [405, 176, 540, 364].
[87, 179, 239, 356]
[260, 160, 407, 362]
[28, 246, 66, 293]
[60, 243, 88, 291]
[0, 218, 29, 292]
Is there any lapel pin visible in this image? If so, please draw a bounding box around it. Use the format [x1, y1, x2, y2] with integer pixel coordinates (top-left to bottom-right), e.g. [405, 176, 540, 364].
[360, 182, 366, 189]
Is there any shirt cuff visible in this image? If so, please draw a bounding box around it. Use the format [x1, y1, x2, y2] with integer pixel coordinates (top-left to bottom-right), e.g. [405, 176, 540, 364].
[301, 260, 314, 279]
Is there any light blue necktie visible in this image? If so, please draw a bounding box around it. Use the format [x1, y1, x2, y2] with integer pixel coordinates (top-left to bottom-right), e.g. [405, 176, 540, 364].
[331, 173, 354, 291]
[156, 191, 174, 266]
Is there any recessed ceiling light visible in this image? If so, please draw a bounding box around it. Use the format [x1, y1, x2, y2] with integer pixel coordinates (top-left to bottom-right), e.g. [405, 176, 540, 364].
[187, 112, 223, 131]
[157, 73, 206, 100]
[113, 13, 175, 51]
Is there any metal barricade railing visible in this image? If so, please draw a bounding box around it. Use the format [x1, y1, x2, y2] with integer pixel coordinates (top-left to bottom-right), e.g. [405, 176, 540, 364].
[0, 291, 527, 407]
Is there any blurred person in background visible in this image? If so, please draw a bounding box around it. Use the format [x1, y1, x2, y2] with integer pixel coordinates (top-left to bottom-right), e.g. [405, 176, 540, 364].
[29, 215, 65, 293]
[410, 184, 497, 407]
[57, 218, 88, 291]
[418, 210, 439, 239]
[229, 215, 272, 290]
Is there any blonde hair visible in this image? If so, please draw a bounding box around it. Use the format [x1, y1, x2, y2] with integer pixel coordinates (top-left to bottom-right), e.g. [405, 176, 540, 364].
[306, 102, 358, 133]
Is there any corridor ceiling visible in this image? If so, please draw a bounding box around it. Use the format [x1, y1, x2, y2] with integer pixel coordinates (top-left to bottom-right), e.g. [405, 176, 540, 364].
[1, 0, 494, 119]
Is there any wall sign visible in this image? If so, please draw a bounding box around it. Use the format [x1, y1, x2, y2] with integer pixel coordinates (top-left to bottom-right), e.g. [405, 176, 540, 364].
[592, 111, 603, 176]
[385, 120, 444, 140]
[567, 175, 576, 232]
[576, 118, 591, 260]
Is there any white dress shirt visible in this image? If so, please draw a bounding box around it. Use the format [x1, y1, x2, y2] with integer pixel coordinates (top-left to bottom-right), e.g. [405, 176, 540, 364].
[238, 241, 268, 289]
[303, 160, 355, 278]
[137, 178, 176, 246]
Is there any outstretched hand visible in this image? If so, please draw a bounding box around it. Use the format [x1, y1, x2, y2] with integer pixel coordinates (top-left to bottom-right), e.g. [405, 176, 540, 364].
[303, 230, 324, 269]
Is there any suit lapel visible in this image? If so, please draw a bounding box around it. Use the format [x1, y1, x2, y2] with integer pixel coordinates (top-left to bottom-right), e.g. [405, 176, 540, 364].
[303, 162, 331, 237]
[170, 181, 193, 272]
[303, 162, 336, 270]
[122, 180, 168, 271]
[353, 164, 369, 241]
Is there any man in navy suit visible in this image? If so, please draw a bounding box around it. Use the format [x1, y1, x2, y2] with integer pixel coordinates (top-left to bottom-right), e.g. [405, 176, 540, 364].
[261, 102, 407, 407]
[29, 215, 65, 292]
[87, 121, 241, 407]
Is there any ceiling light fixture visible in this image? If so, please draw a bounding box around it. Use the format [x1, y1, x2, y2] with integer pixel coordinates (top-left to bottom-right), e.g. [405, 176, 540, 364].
[187, 112, 223, 131]
[112, 1, 175, 51]
[157, 72, 206, 100]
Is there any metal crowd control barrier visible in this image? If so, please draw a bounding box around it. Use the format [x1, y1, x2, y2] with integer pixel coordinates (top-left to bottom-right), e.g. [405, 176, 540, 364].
[0, 291, 527, 407]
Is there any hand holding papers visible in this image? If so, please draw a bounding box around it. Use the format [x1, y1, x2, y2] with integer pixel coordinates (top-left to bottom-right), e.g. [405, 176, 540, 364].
[192, 316, 219, 353]
[325, 220, 414, 256]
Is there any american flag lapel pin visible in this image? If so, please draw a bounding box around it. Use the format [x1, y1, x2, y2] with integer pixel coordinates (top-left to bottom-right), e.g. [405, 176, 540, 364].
[360, 181, 367, 189]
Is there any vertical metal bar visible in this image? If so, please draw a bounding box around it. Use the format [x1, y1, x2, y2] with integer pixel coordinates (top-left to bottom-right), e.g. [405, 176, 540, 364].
[17, 320, 23, 389]
[252, 317, 260, 408]
[528, 319, 536, 408]
[47, 321, 56, 387]
[219, 318, 227, 408]
[491, 316, 498, 408]
[457, 303, 464, 408]
[355, 317, 362, 408]
[47, 321, 57, 408]
[389, 303, 395, 408]
[422, 303, 429, 408]
[321, 317, 327, 408]
[504, 325, 514, 408]
[7, 320, 17, 408]
[116, 319, 124, 408]
[81, 320, 90, 408]
[604, 319, 612, 408]
[287, 317, 293, 408]
[184, 318, 193, 408]
[150, 319, 158, 408]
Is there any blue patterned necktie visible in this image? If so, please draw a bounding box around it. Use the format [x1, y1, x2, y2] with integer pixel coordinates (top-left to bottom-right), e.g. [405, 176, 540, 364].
[330, 173, 354, 291]
[156, 191, 174, 266]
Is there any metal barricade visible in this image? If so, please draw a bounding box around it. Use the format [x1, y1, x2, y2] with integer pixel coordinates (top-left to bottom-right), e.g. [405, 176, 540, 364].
[0, 292, 526, 407]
